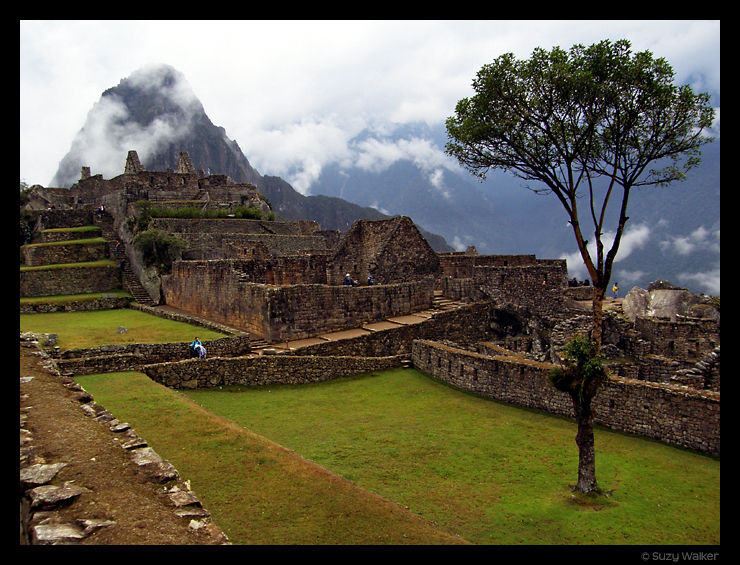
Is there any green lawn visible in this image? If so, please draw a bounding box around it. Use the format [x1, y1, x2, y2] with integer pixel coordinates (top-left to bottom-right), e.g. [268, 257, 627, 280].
[20, 309, 226, 349]
[76, 367, 720, 545]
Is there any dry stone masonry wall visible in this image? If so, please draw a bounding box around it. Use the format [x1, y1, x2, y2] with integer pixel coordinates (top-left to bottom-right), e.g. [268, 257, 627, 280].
[411, 340, 719, 456]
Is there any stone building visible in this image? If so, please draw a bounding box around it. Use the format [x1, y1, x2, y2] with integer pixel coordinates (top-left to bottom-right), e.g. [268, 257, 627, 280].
[328, 216, 442, 286]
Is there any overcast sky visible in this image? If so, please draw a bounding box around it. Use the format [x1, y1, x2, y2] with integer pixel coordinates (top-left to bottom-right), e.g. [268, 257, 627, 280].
[20, 20, 720, 190]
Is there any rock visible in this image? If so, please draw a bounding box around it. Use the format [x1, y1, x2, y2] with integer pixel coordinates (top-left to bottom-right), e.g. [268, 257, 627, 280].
[130, 447, 179, 483]
[646, 289, 700, 320]
[175, 507, 210, 519]
[169, 490, 202, 508]
[32, 523, 86, 545]
[76, 518, 117, 536]
[20, 463, 67, 488]
[28, 482, 89, 509]
[623, 287, 649, 322]
[623, 284, 704, 322]
[647, 279, 685, 291]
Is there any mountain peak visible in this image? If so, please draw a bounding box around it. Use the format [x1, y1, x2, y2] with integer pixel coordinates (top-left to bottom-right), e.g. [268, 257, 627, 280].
[49, 64, 219, 187]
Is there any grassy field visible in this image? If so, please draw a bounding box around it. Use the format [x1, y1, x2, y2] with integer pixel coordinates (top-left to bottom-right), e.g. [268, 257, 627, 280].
[76, 368, 720, 545]
[20, 309, 226, 349]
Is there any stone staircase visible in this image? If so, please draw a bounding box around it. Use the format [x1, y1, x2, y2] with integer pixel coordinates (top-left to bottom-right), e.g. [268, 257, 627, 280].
[432, 291, 459, 312]
[93, 214, 156, 306]
[249, 337, 270, 351]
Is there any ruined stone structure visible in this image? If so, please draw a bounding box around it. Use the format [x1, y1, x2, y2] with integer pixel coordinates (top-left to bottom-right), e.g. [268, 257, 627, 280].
[21, 149, 720, 457]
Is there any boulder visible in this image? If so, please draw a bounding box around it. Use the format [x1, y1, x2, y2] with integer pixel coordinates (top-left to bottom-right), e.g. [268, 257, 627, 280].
[623, 282, 703, 322]
[623, 287, 649, 322]
[646, 289, 700, 320]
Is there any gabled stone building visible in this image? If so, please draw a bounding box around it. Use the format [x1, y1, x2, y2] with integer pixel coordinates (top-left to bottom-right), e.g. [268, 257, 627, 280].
[328, 216, 441, 286]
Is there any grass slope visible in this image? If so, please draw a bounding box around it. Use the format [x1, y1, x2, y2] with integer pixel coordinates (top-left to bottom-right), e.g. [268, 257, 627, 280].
[75, 371, 467, 545]
[77, 369, 719, 545]
[20, 309, 226, 350]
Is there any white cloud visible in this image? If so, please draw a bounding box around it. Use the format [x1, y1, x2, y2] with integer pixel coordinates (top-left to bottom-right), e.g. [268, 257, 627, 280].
[20, 20, 720, 190]
[677, 266, 721, 295]
[244, 115, 362, 194]
[560, 223, 651, 280]
[662, 225, 720, 256]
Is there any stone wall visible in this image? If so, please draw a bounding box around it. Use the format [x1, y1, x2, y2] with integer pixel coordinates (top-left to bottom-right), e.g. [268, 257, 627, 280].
[412, 340, 720, 456]
[21, 264, 120, 298]
[635, 317, 720, 361]
[438, 253, 539, 279]
[20, 294, 132, 314]
[163, 260, 436, 341]
[53, 335, 251, 376]
[21, 239, 108, 267]
[38, 227, 103, 243]
[151, 218, 320, 236]
[327, 217, 441, 286]
[142, 355, 402, 389]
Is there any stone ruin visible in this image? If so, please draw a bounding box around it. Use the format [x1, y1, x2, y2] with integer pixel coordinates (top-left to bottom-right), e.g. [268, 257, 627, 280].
[21, 150, 720, 456]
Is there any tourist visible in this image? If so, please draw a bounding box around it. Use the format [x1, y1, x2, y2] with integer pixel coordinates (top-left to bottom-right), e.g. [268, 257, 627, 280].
[343, 273, 357, 286]
[190, 337, 202, 358]
[196, 344, 207, 360]
[367, 275, 374, 286]
[612, 282, 619, 299]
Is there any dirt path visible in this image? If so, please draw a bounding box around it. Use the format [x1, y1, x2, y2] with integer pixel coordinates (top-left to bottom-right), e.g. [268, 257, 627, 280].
[20, 344, 227, 545]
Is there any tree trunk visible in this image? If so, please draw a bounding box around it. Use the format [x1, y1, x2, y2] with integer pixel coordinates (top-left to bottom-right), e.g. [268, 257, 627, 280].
[591, 284, 606, 352]
[571, 395, 600, 494]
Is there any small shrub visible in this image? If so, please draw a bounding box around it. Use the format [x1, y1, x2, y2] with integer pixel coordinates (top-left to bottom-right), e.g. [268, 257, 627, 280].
[133, 229, 188, 273]
[549, 335, 606, 402]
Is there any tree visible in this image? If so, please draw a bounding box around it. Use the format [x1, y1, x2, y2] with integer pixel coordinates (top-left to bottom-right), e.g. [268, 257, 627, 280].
[446, 39, 715, 493]
[133, 229, 187, 274]
[549, 335, 607, 493]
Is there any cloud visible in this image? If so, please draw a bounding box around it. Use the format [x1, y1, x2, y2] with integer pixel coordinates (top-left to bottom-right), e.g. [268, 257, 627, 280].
[451, 234, 476, 252]
[243, 115, 362, 195]
[560, 223, 652, 281]
[677, 266, 721, 295]
[660, 225, 720, 256]
[20, 20, 720, 190]
[349, 134, 458, 199]
[49, 64, 202, 187]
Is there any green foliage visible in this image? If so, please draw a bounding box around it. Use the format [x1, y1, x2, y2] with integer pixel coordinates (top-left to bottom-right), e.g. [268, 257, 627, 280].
[134, 202, 267, 232]
[550, 335, 606, 402]
[232, 206, 262, 220]
[132, 229, 187, 273]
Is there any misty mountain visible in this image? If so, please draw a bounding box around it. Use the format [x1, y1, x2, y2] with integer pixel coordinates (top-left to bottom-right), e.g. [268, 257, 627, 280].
[306, 122, 720, 295]
[49, 65, 452, 250]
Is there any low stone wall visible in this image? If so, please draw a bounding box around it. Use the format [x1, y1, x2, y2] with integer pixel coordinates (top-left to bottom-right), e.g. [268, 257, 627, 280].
[21, 264, 120, 298]
[53, 336, 251, 376]
[142, 355, 402, 389]
[39, 227, 103, 243]
[20, 295, 132, 314]
[21, 239, 108, 267]
[129, 303, 247, 337]
[564, 286, 594, 301]
[151, 218, 319, 236]
[412, 340, 720, 456]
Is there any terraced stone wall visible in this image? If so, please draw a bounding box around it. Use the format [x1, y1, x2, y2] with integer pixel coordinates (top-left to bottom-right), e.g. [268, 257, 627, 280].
[412, 340, 720, 456]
